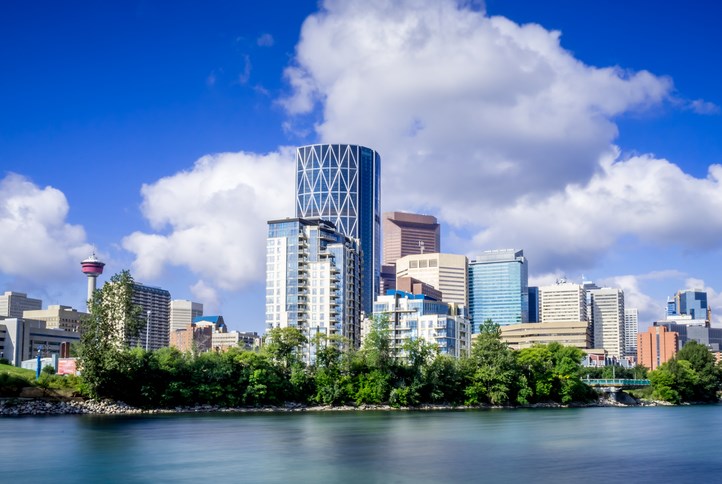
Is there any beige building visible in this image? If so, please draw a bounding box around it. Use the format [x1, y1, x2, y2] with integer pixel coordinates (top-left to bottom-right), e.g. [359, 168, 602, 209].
[0, 291, 42, 319]
[23, 305, 88, 333]
[590, 288, 625, 359]
[0, 318, 80, 366]
[170, 299, 203, 333]
[212, 331, 261, 352]
[500, 321, 592, 350]
[395, 253, 468, 306]
[539, 283, 587, 323]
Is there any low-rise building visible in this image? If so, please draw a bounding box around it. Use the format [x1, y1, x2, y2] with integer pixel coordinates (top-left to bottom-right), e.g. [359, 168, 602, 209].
[23, 305, 88, 333]
[637, 325, 678, 370]
[500, 321, 592, 350]
[0, 318, 80, 366]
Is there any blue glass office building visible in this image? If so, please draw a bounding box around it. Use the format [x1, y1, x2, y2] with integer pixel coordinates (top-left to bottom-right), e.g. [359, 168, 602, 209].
[676, 290, 709, 322]
[468, 249, 529, 332]
[296, 144, 380, 315]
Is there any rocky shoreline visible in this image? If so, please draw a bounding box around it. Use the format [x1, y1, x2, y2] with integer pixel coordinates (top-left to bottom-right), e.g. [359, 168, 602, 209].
[0, 394, 671, 417]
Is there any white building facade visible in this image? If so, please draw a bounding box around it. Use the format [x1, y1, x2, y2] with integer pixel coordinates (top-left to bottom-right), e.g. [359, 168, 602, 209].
[590, 288, 625, 359]
[539, 283, 587, 323]
[395, 253, 468, 307]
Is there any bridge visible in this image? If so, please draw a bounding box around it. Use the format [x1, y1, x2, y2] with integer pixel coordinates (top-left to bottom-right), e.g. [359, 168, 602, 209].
[583, 378, 650, 389]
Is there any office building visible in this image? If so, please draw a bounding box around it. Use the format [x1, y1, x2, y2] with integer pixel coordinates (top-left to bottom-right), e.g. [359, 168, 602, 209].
[266, 218, 362, 355]
[212, 331, 261, 352]
[539, 282, 587, 323]
[0, 291, 42, 319]
[193, 315, 227, 333]
[671, 290, 711, 324]
[170, 300, 203, 333]
[638, 325, 678, 370]
[589, 288, 625, 359]
[654, 321, 722, 352]
[468, 249, 528, 331]
[170, 323, 213, 353]
[528, 286, 539, 323]
[23, 305, 88, 333]
[368, 291, 470, 358]
[395, 276, 443, 301]
[500, 321, 592, 350]
[380, 264, 397, 294]
[0, 318, 80, 366]
[395, 253, 468, 306]
[624, 308, 639, 358]
[296, 144, 380, 314]
[382, 211, 440, 265]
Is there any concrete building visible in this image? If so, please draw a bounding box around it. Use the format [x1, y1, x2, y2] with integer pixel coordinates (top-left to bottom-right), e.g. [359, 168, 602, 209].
[368, 291, 470, 358]
[654, 321, 722, 352]
[212, 331, 261, 352]
[395, 276, 443, 301]
[296, 144, 380, 314]
[395, 253, 468, 307]
[589, 288, 625, 359]
[23, 305, 88, 333]
[382, 211, 440, 264]
[0, 318, 80, 366]
[193, 315, 227, 333]
[266, 218, 362, 355]
[128, 284, 171, 351]
[672, 289, 711, 324]
[638, 325, 678, 370]
[468, 249, 528, 331]
[500, 321, 592, 350]
[624, 308, 639, 358]
[0, 291, 42, 319]
[539, 282, 587, 323]
[170, 300, 203, 334]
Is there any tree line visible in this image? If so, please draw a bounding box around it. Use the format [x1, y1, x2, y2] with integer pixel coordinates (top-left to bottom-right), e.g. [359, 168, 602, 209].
[71, 271, 721, 408]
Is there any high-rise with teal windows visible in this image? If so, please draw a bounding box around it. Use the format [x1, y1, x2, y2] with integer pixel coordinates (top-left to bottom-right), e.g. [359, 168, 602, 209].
[468, 249, 529, 332]
[295, 144, 380, 315]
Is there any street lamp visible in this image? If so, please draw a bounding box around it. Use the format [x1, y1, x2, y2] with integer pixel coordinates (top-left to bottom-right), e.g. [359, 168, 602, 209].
[145, 310, 152, 351]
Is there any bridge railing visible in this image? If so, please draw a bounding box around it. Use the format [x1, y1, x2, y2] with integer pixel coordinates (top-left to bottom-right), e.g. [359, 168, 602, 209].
[583, 378, 650, 387]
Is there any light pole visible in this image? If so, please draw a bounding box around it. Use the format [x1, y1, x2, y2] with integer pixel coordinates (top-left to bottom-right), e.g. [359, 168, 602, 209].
[145, 310, 151, 351]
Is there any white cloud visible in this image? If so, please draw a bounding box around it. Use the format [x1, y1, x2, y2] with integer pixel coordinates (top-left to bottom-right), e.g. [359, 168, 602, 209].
[283, 0, 672, 223]
[599, 273, 666, 326]
[190, 280, 221, 315]
[0, 173, 91, 283]
[688, 99, 720, 115]
[122, 149, 295, 291]
[257, 33, 274, 47]
[470, 152, 722, 273]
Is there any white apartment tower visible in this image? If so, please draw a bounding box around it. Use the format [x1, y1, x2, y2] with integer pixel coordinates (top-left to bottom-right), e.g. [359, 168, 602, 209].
[539, 283, 587, 322]
[395, 253, 468, 307]
[624, 308, 639, 358]
[590, 287, 625, 359]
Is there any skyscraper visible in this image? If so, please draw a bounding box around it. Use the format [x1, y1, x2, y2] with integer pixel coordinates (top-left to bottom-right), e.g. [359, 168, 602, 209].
[295, 144, 380, 314]
[539, 282, 587, 323]
[589, 287, 625, 359]
[624, 308, 639, 357]
[0, 291, 42, 319]
[382, 211, 440, 264]
[468, 249, 529, 332]
[170, 300, 203, 333]
[266, 218, 362, 353]
[675, 290, 710, 323]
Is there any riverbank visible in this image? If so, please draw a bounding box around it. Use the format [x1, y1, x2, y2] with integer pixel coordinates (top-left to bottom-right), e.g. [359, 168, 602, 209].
[0, 394, 675, 416]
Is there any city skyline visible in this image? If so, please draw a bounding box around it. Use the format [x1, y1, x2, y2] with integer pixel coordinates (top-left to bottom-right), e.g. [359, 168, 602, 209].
[2, 1, 722, 333]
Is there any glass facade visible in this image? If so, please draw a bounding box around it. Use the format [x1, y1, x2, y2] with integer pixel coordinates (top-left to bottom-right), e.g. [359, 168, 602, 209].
[295, 144, 380, 315]
[468, 249, 528, 332]
[266, 218, 362, 353]
[677, 290, 708, 321]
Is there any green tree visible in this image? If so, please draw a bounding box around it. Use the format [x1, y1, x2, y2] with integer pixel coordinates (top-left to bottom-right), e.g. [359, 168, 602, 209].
[676, 341, 720, 401]
[263, 327, 308, 369]
[360, 314, 392, 371]
[650, 359, 698, 404]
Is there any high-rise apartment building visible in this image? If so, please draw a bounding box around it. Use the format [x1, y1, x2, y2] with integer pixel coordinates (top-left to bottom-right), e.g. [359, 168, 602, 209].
[638, 325, 678, 370]
[395, 253, 468, 307]
[589, 287, 625, 359]
[468, 249, 528, 331]
[23, 305, 88, 333]
[382, 211, 440, 264]
[266, 218, 362, 354]
[539, 282, 587, 323]
[369, 291, 470, 358]
[129, 284, 171, 351]
[624, 308, 639, 357]
[0, 291, 42, 319]
[170, 300, 203, 333]
[295, 144, 380, 314]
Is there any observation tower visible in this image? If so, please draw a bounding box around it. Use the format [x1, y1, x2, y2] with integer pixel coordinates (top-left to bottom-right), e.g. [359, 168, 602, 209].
[81, 253, 105, 310]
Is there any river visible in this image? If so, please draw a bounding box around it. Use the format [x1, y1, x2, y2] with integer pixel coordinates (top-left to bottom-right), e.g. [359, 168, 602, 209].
[2, 406, 720, 483]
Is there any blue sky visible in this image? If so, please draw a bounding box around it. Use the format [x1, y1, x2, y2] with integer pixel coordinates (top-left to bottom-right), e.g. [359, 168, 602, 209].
[2, 0, 722, 332]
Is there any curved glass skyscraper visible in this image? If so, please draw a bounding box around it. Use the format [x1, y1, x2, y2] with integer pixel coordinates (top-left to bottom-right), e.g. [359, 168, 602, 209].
[296, 144, 380, 314]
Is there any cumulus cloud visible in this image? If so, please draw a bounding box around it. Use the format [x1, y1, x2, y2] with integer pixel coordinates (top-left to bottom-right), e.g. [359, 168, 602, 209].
[257, 33, 274, 47]
[470, 152, 722, 273]
[688, 99, 720, 115]
[122, 149, 295, 291]
[0, 173, 91, 283]
[282, 0, 672, 222]
[191, 280, 221, 315]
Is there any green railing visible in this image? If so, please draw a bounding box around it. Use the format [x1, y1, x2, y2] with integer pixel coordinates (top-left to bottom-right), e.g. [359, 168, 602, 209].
[584, 378, 650, 387]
